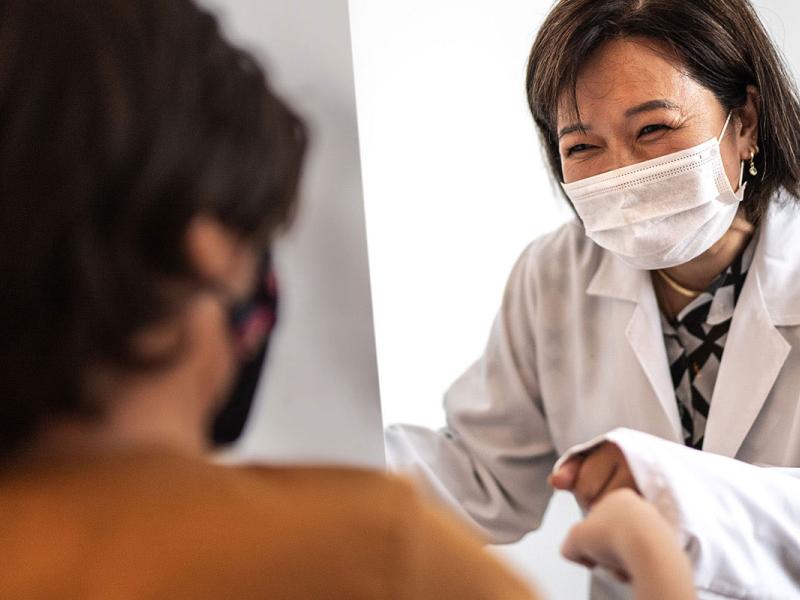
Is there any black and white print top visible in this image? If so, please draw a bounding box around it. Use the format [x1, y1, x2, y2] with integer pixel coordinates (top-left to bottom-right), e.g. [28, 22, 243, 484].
[661, 240, 755, 450]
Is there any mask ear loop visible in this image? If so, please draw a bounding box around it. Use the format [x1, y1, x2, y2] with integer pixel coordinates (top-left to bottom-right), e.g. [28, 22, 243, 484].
[718, 111, 734, 142]
[738, 157, 745, 189]
[719, 111, 747, 192]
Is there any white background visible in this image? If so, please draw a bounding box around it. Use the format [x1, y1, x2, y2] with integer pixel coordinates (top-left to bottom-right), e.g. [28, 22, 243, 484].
[351, 1, 800, 598]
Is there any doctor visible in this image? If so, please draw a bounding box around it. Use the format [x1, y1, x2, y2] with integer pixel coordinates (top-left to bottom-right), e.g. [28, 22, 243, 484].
[386, 0, 800, 595]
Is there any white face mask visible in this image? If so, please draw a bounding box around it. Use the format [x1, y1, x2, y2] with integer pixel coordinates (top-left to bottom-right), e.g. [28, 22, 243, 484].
[561, 112, 745, 270]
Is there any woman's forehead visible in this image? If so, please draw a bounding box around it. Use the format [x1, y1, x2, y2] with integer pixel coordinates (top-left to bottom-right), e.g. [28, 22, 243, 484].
[556, 37, 710, 127]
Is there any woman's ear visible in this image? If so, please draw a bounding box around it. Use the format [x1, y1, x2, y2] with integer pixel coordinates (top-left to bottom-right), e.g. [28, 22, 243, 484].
[736, 85, 761, 161]
[184, 215, 257, 297]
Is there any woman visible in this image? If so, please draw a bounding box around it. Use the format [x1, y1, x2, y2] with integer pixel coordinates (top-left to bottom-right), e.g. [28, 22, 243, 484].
[0, 0, 696, 598]
[386, 0, 800, 596]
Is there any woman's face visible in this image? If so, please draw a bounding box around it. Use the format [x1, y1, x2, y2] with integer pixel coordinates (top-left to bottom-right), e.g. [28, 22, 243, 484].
[556, 37, 745, 188]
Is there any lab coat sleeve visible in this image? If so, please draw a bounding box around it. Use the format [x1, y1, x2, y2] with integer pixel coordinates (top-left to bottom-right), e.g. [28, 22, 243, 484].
[385, 244, 557, 544]
[763, 467, 800, 480]
[558, 428, 800, 599]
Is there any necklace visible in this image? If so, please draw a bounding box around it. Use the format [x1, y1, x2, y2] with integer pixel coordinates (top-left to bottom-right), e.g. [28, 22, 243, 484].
[655, 269, 703, 299]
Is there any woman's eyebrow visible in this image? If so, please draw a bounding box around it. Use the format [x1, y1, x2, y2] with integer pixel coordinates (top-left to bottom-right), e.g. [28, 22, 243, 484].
[624, 99, 681, 118]
[558, 99, 680, 139]
[558, 123, 590, 139]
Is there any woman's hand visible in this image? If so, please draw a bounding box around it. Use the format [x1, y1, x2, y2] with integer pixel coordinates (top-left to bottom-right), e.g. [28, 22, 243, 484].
[561, 489, 696, 600]
[549, 441, 638, 510]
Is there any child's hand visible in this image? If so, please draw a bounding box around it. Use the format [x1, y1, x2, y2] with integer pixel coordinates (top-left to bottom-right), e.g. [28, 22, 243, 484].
[561, 488, 695, 599]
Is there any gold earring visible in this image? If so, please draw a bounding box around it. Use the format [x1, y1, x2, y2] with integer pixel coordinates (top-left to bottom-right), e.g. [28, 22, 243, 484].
[749, 149, 758, 177]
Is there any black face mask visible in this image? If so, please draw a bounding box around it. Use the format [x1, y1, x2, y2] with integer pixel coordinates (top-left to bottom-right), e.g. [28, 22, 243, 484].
[209, 256, 278, 446]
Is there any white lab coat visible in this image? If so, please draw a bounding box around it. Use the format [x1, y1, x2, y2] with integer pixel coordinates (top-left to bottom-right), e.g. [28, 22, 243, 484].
[558, 428, 800, 599]
[386, 201, 800, 598]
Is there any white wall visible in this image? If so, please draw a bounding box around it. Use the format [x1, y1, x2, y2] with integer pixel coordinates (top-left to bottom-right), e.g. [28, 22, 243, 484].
[351, 1, 800, 599]
[350, 1, 572, 431]
[198, 0, 384, 468]
[757, 1, 800, 67]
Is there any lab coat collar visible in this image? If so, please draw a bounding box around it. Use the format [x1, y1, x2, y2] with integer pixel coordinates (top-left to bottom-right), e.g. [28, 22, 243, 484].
[703, 202, 797, 457]
[703, 260, 791, 457]
[587, 248, 684, 444]
[585, 249, 646, 304]
[585, 200, 800, 457]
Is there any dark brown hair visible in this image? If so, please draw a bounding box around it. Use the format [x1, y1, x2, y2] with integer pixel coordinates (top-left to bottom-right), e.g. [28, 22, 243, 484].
[0, 0, 306, 457]
[526, 0, 800, 222]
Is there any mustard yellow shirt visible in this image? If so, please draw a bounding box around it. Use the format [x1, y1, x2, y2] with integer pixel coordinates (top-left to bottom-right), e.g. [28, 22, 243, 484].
[0, 449, 537, 599]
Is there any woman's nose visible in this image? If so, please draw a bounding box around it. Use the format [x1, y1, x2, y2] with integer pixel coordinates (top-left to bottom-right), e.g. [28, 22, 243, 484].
[608, 146, 641, 171]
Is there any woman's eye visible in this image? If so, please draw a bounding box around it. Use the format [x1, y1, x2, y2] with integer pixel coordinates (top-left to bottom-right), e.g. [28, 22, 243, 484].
[639, 124, 670, 137]
[566, 143, 592, 156]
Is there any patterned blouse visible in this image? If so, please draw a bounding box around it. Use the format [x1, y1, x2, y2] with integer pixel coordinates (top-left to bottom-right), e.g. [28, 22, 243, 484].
[661, 240, 755, 449]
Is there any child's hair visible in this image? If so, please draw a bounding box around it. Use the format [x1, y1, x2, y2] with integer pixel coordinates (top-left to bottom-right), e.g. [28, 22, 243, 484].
[0, 0, 307, 459]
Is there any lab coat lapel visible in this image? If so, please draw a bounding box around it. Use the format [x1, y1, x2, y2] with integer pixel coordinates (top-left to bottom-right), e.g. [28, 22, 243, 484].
[588, 252, 683, 441]
[704, 209, 795, 458]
